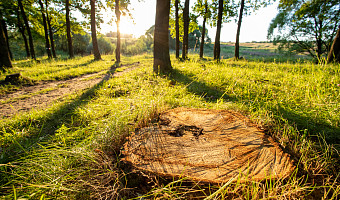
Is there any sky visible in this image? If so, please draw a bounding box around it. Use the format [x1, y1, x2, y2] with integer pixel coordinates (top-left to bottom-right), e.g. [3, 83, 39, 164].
[100, 0, 279, 43]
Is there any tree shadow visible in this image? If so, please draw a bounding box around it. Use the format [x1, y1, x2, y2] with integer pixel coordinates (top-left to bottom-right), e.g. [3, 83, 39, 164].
[169, 68, 236, 103]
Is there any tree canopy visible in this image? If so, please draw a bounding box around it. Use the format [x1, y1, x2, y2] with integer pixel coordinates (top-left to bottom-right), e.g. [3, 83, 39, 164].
[268, 0, 340, 59]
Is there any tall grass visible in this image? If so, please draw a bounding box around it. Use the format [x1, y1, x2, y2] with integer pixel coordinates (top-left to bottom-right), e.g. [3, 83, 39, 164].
[0, 53, 339, 199]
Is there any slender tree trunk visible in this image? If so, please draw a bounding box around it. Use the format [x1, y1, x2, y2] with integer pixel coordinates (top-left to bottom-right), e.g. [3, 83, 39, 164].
[0, 17, 12, 71]
[200, 2, 208, 59]
[90, 0, 101, 60]
[316, 38, 322, 59]
[15, 5, 30, 58]
[45, 0, 56, 58]
[214, 0, 223, 60]
[154, 0, 172, 74]
[18, 0, 35, 60]
[1, 20, 13, 60]
[66, 0, 74, 58]
[38, 0, 52, 58]
[235, 0, 245, 60]
[175, 0, 180, 58]
[182, 0, 190, 59]
[327, 25, 340, 63]
[115, 0, 121, 63]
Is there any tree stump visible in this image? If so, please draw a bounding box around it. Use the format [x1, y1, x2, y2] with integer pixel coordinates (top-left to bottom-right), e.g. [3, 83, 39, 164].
[5, 73, 21, 83]
[123, 108, 295, 183]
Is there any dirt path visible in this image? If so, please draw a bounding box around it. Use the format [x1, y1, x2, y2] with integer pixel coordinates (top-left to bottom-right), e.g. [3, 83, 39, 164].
[0, 63, 139, 118]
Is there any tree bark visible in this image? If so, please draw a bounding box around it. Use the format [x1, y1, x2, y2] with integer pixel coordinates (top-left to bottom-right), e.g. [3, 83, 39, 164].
[182, 0, 190, 59]
[0, 18, 12, 71]
[38, 0, 52, 59]
[45, 0, 56, 58]
[214, 0, 223, 60]
[1, 20, 13, 60]
[175, 0, 180, 58]
[235, 0, 244, 60]
[327, 25, 340, 63]
[115, 0, 121, 63]
[15, 5, 30, 58]
[90, 0, 101, 60]
[18, 0, 35, 60]
[153, 0, 172, 74]
[200, 1, 208, 59]
[66, 0, 74, 58]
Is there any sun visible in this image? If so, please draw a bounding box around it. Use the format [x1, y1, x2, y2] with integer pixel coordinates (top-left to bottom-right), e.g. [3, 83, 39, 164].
[100, 2, 156, 38]
[100, 15, 146, 38]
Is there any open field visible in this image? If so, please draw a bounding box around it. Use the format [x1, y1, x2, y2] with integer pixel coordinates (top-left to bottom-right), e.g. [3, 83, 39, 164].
[0, 50, 339, 199]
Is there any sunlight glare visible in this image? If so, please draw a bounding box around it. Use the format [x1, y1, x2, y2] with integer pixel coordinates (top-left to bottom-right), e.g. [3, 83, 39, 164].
[100, 0, 155, 38]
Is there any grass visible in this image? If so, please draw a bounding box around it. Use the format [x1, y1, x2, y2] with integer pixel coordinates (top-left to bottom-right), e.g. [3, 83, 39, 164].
[0, 50, 339, 199]
[193, 42, 311, 63]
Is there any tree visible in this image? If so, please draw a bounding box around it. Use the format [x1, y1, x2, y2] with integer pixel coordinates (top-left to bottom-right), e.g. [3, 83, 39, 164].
[175, 0, 180, 58]
[15, 4, 30, 58]
[214, 0, 223, 60]
[234, 0, 244, 59]
[0, 15, 12, 71]
[115, 0, 121, 63]
[182, 0, 190, 59]
[106, 0, 132, 63]
[193, 0, 211, 59]
[235, 0, 269, 59]
[38, 0, 52, 58]
[154, 0, 172, 74]
[90, 0, 101, 60]
[18, 0, 36, 59]
[1, 19, 13, 60]
[66, 0, 74, 58]
[199, 1, 208, 59]
[327, 25, 340, 63]
[45, 0, 56, 58]
[268, 0, 340, 60]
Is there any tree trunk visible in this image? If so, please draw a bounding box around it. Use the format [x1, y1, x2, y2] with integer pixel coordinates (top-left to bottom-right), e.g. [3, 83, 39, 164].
[45, 0, 56, 58]
[214, 0, 223, 60]
[38, 0, 52, 59]
[115, 0, 121, 63]
[90, 0, 101, 60]
[1, 20, 13, 60]
[327, 25, 340, 63]
[175, 0, 180, 58]
[182, 0, 190, 59]
[15, 5, 30, 58]
[18, 0, 35, 60]
[200, 2, 208, 59]
[66, 0, 74, 58]
[235, 0, 244, 60]
[0, 18, 12, 71]
[153, 0, 172, 74]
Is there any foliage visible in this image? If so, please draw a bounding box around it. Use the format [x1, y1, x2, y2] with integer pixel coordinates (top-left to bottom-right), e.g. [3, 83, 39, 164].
[268, 0, 340, 59]
[169, 0, 199, 43]
[87, 35, 114, 54]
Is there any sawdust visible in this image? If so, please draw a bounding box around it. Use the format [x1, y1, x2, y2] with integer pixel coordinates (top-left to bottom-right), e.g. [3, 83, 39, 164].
[123, 107, 295, 183]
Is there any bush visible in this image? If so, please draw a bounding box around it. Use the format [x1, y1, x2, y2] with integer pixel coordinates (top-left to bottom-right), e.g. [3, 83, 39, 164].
[87, 36, 115, 55]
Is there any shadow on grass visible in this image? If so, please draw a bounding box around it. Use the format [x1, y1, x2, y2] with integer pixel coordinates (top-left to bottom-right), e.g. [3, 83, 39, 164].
[0, 67, 118, 164]
[170, 68, 236, 103]
[170, 68, 340, 146]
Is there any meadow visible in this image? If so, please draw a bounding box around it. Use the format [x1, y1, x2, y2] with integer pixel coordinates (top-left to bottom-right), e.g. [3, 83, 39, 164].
[0, 44, 339, 199]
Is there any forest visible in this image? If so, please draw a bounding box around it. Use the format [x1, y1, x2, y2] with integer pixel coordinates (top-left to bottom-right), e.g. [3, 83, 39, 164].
[0, 0, 340, 199]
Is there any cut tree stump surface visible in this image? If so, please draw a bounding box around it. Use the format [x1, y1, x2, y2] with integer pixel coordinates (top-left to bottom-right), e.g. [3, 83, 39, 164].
[123, 107, 295, 183]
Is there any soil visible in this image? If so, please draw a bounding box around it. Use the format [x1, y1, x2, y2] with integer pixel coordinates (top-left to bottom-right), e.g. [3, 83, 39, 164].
[123, 107, 295, 183]
[0, 63, 140, 118]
